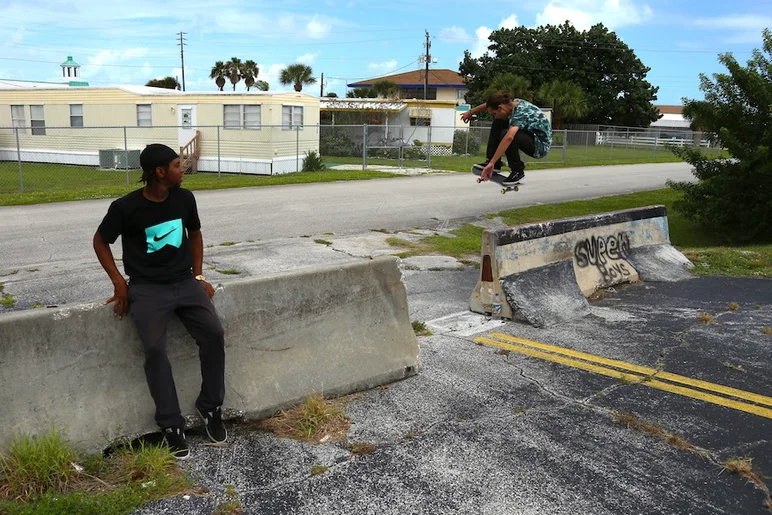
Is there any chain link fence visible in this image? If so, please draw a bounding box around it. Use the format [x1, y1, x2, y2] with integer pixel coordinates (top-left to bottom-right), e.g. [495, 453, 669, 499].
[0, 123, 720, 195]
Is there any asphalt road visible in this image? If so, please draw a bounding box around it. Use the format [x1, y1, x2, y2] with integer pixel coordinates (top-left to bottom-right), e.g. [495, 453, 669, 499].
[1, 162, 693, 272]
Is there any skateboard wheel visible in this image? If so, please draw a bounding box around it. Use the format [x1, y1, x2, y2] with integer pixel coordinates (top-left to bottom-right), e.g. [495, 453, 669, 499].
[514, 186, 519, 192]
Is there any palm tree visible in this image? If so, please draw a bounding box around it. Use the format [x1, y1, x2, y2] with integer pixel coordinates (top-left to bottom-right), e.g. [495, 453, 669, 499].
[240, 60, 259, 91]
[346, 87, 376, 98]
[225, 57, 242, 91]
[210, 61, 227, 91]
[372, 80, 401, 100]
[484, 73, 534, 102]
[255, 80, 269, 91]
[279, 63, 316, 92]
[536, 80, 588, 129]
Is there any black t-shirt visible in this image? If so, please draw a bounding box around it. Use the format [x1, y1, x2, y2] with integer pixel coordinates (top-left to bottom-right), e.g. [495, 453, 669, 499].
[97, 187, 202, 284]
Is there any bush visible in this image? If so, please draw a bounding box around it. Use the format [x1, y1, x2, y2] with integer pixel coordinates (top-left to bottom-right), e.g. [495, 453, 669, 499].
[452, 129, 481, 155]
[666, 29, 772, 244]
[320, 127, 359, 157]
[301, 150, 326, 172]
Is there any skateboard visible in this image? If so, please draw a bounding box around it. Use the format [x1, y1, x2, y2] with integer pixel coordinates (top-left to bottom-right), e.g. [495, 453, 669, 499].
[471, 164, 521, 194]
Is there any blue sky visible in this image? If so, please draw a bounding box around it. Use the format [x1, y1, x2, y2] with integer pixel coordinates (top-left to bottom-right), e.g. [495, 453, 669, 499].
[1, 0, 770, 104]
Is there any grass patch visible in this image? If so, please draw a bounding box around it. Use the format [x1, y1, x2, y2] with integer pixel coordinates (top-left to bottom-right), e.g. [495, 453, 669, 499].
[314, 239, 332, 246]
[31, 302, 44, 309]
[219, 241, 238, 247]
[386, 225, 484, 261]
[411, 321, 432, 337]
[216, 269, 240, 275]
[213, 484, 242, 515]
[256, 393, 352, 444]
[721, 456, 768, 489]
[762, 327, 772, 336]
[0, 428, 193, 514]
[0, 164, 398, 206]
[728, 303, 740, 311]
[698, 314, 715, 324]
[371, 228, 392, 234]
[0, 293, 17, 308]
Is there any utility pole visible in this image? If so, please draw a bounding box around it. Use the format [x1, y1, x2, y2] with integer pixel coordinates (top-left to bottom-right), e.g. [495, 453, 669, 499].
[320, 72, 324, 97]
[177, 31, 187, 92]
[424, 30, 431, 100]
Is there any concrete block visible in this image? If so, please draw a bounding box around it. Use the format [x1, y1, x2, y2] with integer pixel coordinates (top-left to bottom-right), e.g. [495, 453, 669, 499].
[0, 256, 418, 453]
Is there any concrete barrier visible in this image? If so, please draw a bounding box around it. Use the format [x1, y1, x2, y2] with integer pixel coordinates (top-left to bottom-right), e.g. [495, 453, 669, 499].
[470, 205, 693, 327]
[0, 256, 418, 453]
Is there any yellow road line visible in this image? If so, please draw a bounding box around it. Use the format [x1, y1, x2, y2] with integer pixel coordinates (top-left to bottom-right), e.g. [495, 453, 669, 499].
[489, 332, 772, 408]
[475, 337, 772, 420]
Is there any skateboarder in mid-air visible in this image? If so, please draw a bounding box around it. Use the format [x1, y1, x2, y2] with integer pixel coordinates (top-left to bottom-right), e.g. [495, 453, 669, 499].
[461, 91, 553, 186]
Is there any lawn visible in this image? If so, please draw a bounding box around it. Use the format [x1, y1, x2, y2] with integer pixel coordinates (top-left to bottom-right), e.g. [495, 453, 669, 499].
[389, 188, 772, 279]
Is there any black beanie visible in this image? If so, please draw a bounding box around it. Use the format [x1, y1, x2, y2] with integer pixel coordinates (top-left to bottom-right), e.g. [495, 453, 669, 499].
[140, 144, 179, 174]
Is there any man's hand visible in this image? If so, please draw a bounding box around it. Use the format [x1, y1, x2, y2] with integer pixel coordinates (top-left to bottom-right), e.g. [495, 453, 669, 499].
[201, 280, 215, 299]
[105, 278, 129, 319]
[461, 111, 473, 124]
[481, 162, 495, 181]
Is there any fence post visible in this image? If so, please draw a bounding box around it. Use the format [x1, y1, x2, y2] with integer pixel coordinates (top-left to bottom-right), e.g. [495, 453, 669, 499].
[562, 130, 568, 163]
[427, 125, 432, 169]
[398, 125, 404, 169]
[15, 127, 23, 193]
[653, 129, 659, 158]
[123, 127, 129, 185]
[584, 130, 589, 161]
[362, 124, 368, 170]
[609, 130, 615, 161]
[216, 125, 221, 178]
[295, 125, 300, 173]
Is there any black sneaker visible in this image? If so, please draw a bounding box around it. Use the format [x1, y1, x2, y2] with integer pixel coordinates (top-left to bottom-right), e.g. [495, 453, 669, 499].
[197, 406, 228, 444]
[163, 427, 190, 460]
[503, 170, 525, 186]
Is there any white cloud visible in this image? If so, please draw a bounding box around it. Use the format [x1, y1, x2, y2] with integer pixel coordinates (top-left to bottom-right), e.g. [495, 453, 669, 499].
[297, 52, 319, 65]
[439, 26, 471, 43]
[306, 16, 332, 39]
[470, 15, 520, 58]
[535, 0, 652, 31]
[693, 14, 772, 31]
[367, 60, 398, 72]
[81, 48, 151, 81]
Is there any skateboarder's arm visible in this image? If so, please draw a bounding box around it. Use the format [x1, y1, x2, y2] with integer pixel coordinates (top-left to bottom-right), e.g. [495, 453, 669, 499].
[461, 102, 487, 123]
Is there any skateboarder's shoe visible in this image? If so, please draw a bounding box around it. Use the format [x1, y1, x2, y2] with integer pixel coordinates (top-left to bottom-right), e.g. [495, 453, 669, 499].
[503, 170, 524, 186]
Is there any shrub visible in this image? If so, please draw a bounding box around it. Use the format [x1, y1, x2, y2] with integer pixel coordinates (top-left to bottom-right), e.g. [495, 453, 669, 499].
[452, 129, 481, 155]
[302, 150, 326, 172]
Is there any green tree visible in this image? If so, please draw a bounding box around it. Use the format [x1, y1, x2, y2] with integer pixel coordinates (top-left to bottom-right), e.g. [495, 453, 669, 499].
[371, 80, 401, 99]
[210, 61, 227, 91]
[225, 57, 242, 91]
[484, 73, 534, 102]
[536, 80, 588, 128]
[460, 22, 659, 127]
[325, 92, 338, 98]
[255, 80, 269, 91]
[240, 60, 260, 91]
[666, 29, 772, 244]
[346, 87, 377, 98]
[146, 76, 179, 89]
[279, 63, 317, 92]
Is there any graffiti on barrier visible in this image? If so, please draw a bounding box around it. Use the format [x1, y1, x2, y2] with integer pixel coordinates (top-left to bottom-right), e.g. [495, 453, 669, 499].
[574, 233, 632, 283]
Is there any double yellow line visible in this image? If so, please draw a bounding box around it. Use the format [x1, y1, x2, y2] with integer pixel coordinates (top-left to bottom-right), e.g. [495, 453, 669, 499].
[474, 333, 772, 419]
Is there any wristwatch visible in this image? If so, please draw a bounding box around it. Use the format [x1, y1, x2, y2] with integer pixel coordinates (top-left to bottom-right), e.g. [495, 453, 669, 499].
[194, 274, 205, 281]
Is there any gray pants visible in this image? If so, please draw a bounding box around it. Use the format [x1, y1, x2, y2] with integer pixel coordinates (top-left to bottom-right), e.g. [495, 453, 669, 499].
[128, 278, 225, 429]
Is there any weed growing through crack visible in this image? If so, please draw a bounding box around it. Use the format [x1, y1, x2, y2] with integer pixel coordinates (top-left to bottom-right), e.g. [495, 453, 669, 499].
[0, 293, 17, 308]
[310, 465, 328, 476]
[219, 241, 239, 246]
[698, 313, 715, 324]
[348, 442, 376, 456]
[613, 412, 699, 453]
[213, 484, 242, 515]
[728, 303, 740, 311]
[371, 228, 392, 234]
[216, 269, 241, 275]
[720, 456, 769, 496]
[723, 362, 746, 372]
[411, 321, 432, 336]
[314, 239, 332, 246]
[762, 327, 772, 336]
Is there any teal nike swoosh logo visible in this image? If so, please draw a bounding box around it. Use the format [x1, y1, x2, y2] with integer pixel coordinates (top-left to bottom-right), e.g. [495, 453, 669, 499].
[145, 219, 183, 253]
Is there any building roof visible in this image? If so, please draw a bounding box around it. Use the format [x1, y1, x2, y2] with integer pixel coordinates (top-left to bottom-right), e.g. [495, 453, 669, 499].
[0, 78, 90, 89]
[348, 68, 467, 89]
[0, 84, 312, 97]
[320, 99, 407, 112]
[655, 105, 683, 115]
[60, 56, 80, 67]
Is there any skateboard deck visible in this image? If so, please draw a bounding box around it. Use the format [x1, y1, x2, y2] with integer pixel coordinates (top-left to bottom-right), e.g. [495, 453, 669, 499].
[471, 164, 521, 194]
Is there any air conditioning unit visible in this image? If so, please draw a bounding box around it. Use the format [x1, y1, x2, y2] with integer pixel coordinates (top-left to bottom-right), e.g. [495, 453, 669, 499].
[99, 149, 141, 169]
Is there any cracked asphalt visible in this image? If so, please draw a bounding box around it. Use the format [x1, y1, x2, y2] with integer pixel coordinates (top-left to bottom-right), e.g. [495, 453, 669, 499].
[134, 266, 771, 515]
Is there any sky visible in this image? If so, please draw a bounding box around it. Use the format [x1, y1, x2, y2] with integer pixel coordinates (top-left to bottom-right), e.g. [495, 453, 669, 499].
[1, 0, 771, 104]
